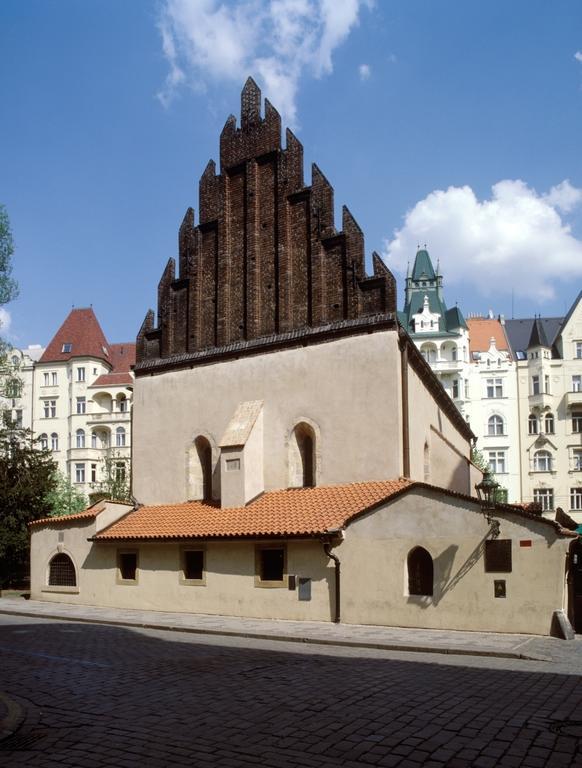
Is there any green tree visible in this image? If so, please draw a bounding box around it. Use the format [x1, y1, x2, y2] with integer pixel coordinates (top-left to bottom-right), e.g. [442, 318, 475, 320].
[0, 426, 57, 587]
[0, 205, 20, 416]
[89, 453, 131, 505]
[471, 445, 508, 504]
[44, 470, 88, 517]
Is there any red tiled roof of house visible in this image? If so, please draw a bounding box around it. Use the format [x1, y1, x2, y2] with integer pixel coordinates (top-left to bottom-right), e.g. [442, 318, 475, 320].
[94, 480, 413, 541]
[467, 318, 510, 356]
[29, 499, 131, 528]
[92, 343, 136, 387]
[39, 308, 111, 364]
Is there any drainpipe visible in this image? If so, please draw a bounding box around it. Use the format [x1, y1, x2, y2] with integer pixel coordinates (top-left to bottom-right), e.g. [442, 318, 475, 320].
[323, 531, 344, 623]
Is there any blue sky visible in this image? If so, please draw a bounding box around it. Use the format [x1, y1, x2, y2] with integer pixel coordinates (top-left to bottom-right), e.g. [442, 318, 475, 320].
[1, 0, 581, 347]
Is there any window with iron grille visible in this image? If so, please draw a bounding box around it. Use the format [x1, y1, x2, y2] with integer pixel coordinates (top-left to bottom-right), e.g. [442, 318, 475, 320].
[484, 540, 512, 573]
[48, 554, 76, 587]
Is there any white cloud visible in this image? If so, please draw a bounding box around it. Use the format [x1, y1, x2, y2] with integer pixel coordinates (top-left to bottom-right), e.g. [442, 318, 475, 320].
[359, 63, 371, 80]
[575, 51, 582, 63]
[0, 308, 12, 336]
[383, 180, 582, 303]
[157, 0, 371, 124]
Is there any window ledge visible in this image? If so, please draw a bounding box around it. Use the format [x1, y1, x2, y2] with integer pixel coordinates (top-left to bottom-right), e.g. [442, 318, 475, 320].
[179, 578, 206, 587]
[42, 586, 79, 594]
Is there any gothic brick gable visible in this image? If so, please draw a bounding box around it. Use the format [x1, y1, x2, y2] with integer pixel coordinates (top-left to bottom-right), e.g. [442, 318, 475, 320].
[136, 78, 396, 372]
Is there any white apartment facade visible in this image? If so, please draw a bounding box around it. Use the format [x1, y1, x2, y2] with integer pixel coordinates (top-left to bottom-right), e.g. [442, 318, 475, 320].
[506, 295, 582, 521]
[32, 308, 134, 499]
[1, 344, 45, 431]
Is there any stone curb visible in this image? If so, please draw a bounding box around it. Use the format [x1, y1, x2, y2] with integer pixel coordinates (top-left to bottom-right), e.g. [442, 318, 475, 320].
[0, 691, 26, 742]
[0, 606, 544, 662]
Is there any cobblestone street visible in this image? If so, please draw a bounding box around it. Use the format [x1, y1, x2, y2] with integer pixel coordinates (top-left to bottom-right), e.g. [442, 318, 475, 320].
[1, 613, 582, 767]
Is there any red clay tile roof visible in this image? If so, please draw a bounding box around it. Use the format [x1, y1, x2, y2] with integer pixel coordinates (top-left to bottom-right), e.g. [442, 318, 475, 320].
[29, 500, 107, 527]
[467, 318, 510, 356]
[39, 308, 111, 364]
[95, 480, 413, 541]
[92, 343, 136, 387]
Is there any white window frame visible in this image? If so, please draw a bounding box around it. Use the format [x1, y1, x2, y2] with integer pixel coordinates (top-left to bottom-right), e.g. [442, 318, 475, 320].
[39, 433, 48, 450]
[76, 397, 86, 415]
[571, 488, 582, 511]
[486, 378, 503, 398]
[116, 427, 126, 447]
[74, 463, 85, 483]
[488, 415, 504, 436]
[573, 375, 582, 393]
[574, 449, 582, 471]
[488, 450, 506, 475]
[532, 375, 540, 395]
[533, 488, 554, 511]
[533, 450, 552, 472]
[76, 429, 85, 449]
[43, 400, 56, 418]
[576, 342, 582, 360]
[51, 433, 59, 451]
[77, 367, 85, 383]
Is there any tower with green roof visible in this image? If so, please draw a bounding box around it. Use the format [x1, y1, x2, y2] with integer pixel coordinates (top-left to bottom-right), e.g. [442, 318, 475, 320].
[398, 248, 470, 412]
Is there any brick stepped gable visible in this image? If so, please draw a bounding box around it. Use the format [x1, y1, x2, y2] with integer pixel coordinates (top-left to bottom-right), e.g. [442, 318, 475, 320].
[136, 78, 396, 369]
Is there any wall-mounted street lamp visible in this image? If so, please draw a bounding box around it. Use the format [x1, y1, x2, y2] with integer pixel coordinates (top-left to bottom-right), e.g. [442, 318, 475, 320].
[475, 468, 501, 538]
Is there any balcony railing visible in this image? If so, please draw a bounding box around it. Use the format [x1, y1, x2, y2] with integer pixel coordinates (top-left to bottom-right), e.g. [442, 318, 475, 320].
[87, 411, 130, 424]
[565, 390, 582, 409]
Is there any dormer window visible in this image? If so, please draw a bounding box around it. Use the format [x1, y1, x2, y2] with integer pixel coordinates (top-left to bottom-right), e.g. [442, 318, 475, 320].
[62, 343, 72, 353]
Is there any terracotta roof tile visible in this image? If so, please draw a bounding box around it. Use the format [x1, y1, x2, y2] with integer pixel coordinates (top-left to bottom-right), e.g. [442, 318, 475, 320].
[92, 343, 136, 387]
[467, 318, 510, 356]
[39, 308, 111, 364]
[94, 480, 413, 541]
[29, 500, 107, 527]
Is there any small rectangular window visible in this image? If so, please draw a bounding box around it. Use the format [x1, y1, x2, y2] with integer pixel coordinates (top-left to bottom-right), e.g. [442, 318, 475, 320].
[76, 397, 86, 415]
[74, 463, 85, 483]
[571, 489, 582, 512]
[576, 342, 582, 359]
[532, 375, 540, 395]
[118, 551, 138, 582]
[573, 413, 582, 433]
[43, 372, 49, 386]
[51, 372, 58, 385]
[533, 488, 554, 511]
[62, 343, 72, 353]
[77, 367, 85, 382]
[91, 463, 97, 483]
[258, 547, 285, 583]
[485, 540, 512, 573]
[573, 375, 582, 393]
[183, 550, 204, 581]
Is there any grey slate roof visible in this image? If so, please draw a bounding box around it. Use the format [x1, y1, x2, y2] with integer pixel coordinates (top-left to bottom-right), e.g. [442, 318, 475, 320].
[504, 317, 564, 356]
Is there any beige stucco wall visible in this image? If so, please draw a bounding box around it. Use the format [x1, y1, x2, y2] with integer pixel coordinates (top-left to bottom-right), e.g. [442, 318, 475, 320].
[31, 526, 334, 621]
[406, 364, 472, 494]
[134, 330, 472, 505]
[133, 331, 405, 504]
[30, 490, 571, 635]
[340, 487, 570, 635]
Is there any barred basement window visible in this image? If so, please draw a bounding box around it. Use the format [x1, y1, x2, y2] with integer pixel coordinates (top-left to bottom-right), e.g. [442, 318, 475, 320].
[48, 554, 76, 587]
[484, 540, 512, 573]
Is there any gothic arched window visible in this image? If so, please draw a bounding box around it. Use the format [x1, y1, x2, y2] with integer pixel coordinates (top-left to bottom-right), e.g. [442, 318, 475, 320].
[407, 547, 433, 596]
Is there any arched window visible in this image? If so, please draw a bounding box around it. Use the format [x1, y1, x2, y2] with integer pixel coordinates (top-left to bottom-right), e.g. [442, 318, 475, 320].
[544, 413, 555, 434]
[118, 396, 128, 413]
[50, 433, 58, 451]
[91, 431, 97, 449]
[533, 450, 552, 472]
[528, 414, 538, 435]
[76, 429, 85, 449]
[39, 433, 48, 450]
[116, 427, 126, 447]
[48, 553, 76, 587]
[488, 415, 504, 436]
[408, 547, 433, 596]
[195, 436, 212, 500]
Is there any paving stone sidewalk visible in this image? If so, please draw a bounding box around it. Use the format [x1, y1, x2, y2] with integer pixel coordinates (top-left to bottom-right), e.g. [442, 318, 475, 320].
[1, 596, 581, 665]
